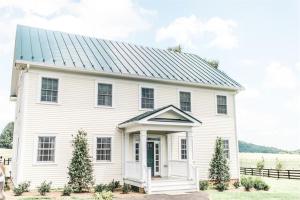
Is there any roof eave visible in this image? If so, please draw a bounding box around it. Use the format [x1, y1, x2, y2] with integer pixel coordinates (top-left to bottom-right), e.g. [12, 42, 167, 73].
[15, 60, 243, 92]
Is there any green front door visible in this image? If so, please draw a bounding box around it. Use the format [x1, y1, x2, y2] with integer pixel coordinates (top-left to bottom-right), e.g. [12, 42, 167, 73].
[147, 142, 154, 176]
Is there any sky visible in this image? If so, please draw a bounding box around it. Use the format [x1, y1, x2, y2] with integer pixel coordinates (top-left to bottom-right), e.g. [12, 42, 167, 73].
[0, 0, 299, 150]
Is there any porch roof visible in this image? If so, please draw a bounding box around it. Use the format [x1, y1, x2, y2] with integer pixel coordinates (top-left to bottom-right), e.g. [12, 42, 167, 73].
[119, 105, 202, 128]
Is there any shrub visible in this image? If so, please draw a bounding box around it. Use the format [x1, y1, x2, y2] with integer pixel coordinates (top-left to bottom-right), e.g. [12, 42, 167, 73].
[19, 181, 31, 192]
[38, 181, 52, 196]
[241, 176, 254, 191]
[253, 178, 270, 191]
[209, 138, 230, 190]
[275, 159, 283, 170]
[94, 191, 113, 200]
[215, 182, 228, 192]
[13, 185, 24, 196]
[233, 181, 240, 189]
[62, 184, 72, 196]
[68, 130, 94, 192]
[4, 177, 10, 191]
[122, 184, 131, 194]
[199, 180, 209, 190]
[256, 158, 265, 175]
[95, 184, 109, 193]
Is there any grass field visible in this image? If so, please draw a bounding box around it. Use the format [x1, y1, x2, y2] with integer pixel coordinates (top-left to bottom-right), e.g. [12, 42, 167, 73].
[0, 148, 12, 159]
[240, 153, 300, 169]
[209, 176, 300, 200]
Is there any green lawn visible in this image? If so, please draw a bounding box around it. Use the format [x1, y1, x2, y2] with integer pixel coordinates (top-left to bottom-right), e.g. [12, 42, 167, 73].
[208, 176, 300, 200]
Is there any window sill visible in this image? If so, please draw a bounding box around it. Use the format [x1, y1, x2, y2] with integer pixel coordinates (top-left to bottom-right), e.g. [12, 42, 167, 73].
[32, 162, 58, 166]
[37, 101, 61, 106]
[94, 105, 115, 109]
[93, 161, 114, 164]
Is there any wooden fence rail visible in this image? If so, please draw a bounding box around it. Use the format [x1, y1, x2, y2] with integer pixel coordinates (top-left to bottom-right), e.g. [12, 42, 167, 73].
[240, 167, 300, 180]
[0, 158, 11, 165]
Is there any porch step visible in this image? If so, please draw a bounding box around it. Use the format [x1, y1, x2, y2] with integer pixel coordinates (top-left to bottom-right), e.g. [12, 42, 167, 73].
[150, 179, 197, 194]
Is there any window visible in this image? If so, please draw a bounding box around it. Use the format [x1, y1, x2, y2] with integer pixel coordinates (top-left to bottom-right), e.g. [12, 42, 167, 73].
[180, 91, 191, 112]
[37, 136, 56, 162]
[141, 87, 154, 109]
[135, 142, 139, 162]
[41, 78, 58, 102]
[180, 139, 187, 160]
[222, 139, 230, 159]
[96, 137, 112, 161]
[98, 83, 112, 106]
[217, 95, 227, 114]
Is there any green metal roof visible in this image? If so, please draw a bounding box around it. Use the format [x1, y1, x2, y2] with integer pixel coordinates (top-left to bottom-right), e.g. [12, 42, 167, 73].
[14, 25, 242, 89]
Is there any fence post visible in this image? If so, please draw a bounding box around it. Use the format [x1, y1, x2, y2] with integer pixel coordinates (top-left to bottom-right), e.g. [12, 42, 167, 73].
[244, 168, 246, 175]
[251, 168, 254, 176]
[288, 170, 290, 179]
[268, 169, 270, 177]
[277, 170, 279, 179]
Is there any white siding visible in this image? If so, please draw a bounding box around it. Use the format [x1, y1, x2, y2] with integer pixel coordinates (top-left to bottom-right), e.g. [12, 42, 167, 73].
[15, 67, 239, 187]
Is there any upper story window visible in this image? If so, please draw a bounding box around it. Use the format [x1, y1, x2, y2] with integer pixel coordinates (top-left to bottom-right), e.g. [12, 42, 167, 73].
[217, 95, 227, 114]
[180, 138, 187, 160]
[96, 137, 112, 161]
[37, 136, 56, 162]
[180, 91, 191, 112]
[98, 83, 112, 107]
[141, 87, 154, 109]
[222, 139, 230, 159]
[41, 78, 58, 102]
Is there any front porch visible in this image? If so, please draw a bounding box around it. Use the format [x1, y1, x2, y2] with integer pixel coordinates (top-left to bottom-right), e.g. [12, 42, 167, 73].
[118, 105, 202, 194]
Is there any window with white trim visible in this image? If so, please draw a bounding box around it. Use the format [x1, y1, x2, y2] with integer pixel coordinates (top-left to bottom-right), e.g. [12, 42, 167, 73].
[180, 91, 191, 112]
[141, 87, 154, 109]
[135, 141, 139, 162]
[217, 95, 227, 114]
[37, 136, 56, 162]
[96, 137, 112, 161]
[222, 139, 230, 159]
[41, 77, 58, 102]
[97, 83, 112, 106]
[180, 139, 187, 160]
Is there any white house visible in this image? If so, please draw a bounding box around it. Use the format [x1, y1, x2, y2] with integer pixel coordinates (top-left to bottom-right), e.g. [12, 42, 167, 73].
[10, 25, 243, 194]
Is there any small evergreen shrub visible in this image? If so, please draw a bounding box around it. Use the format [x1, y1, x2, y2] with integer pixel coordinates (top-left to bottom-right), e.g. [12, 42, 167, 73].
[241, 176, 254, 191]
[38, 181, 52, 196]
[62, 184, 72, 196]
[199, 180, 209, 190]
[4, 177, 10, 191]
[215, 182, 228, 191]
[19, 181, 31, 192]
[122, 184, 131, 194]
[233, 181, 240, 189]
[94, 191, 113, 200]
[13, 185, 24, 196]
[95, 184, 109, 193]
[253, 178, 270, 191]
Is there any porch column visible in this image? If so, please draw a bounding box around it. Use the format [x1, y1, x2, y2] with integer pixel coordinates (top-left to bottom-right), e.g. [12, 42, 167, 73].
[186, 131, 193, 180]
[140, 130, 147, 182]
[123, 131, 129, 178]
[167, 134, 172, 177]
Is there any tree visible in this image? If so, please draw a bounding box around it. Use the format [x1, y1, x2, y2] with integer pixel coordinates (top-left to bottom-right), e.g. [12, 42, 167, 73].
[204, 58, 219, 69]
[209, 137, 230, 191]
[68, 130, 94, 192]
[275, 158, 283, 170]
[167, 44, 182, 53]
[256, 157, 265, 176]
[0, 122, 14, 149]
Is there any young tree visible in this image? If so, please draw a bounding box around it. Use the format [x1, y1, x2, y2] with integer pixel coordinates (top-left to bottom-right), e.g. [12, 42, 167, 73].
[209, 137, 230, 191]
[68, 130, 94, 192]
[0, 122, 14, 149]
[256, 157, 265, 176]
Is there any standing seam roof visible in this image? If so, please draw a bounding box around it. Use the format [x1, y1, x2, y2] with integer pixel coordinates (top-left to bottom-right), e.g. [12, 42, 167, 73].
[14, 25, 242, 90]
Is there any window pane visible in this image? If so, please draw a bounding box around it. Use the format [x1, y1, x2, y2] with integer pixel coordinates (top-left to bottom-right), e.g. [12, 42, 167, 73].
[180, 92, 191, 111]
[37, 136, 56, 162]
[98, 84, 112, 106]
[217, 95, 227, 114]
[41, 78, 59, 102]
[141, 88, 154, 109]
[181, 139, 187, 160]
[96, 137, 112, 161]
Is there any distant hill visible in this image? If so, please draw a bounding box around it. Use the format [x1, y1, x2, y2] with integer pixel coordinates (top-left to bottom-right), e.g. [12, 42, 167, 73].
[238, 140, 290, 154]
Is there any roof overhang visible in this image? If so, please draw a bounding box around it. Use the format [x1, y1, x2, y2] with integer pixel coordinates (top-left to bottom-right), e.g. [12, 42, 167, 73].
[118, 105, 202, 133]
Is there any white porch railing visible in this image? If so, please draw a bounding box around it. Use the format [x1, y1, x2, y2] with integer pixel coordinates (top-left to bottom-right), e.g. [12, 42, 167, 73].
[169, 160, 187, 177]
[125, 161, 142, 180]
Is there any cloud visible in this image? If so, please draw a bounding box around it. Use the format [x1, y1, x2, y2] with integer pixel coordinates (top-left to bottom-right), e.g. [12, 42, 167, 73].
[156, 15, 238, 49]
[296, 62, 300, 72]
[263, 62, 298, 89]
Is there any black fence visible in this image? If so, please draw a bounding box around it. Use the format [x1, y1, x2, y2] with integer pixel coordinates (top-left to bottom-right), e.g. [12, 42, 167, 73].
[240, 167, 300, 180]
[0, 157, 11, 165]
